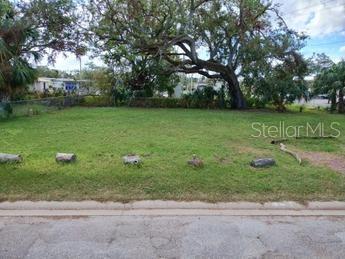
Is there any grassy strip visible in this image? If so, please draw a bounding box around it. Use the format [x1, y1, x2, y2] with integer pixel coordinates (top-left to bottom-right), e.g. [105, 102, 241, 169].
[0, 107, 344, 202]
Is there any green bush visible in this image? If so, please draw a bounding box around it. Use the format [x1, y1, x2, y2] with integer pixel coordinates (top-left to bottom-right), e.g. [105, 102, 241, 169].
[127, 97, 223, 109]
[128, 98, 179, 108]
[0, 103, 13, 119]
[25, 105, 44, 116]
[245, 96, 266, 108]
[80, 96, 111, 107]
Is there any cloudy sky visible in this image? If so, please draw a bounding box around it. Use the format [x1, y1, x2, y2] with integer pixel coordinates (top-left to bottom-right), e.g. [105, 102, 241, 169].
[276, 0, 345, 62]
[40, 0, 345, 71]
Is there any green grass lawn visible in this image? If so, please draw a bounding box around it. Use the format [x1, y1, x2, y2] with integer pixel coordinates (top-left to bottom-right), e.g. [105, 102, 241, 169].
[1, 107, 345, 202]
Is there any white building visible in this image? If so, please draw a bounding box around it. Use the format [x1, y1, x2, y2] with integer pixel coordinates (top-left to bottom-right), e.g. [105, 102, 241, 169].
[29, 77, 94, 95]
[29, 77, 79, 93]
[181, 80, 224, 95]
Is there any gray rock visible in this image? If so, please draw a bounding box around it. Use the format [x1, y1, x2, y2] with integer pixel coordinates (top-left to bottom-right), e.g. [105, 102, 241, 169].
[123, 155, 142, 165]
[56, 153, 76, 163]
[188, 155, 204, 168]
[0, 153, 22, 163]
[250, 158, 276, 168]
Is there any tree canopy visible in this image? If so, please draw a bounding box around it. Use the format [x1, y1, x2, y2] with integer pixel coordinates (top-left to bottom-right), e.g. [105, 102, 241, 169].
[1, 0, 339, 112]
[0, 0, 85, 100]
[313, 60, 345, 113]
[87, 0, 307, 109]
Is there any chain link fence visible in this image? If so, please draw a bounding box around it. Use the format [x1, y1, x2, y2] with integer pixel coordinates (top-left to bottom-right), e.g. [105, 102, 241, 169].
[0, 96, 84, 119]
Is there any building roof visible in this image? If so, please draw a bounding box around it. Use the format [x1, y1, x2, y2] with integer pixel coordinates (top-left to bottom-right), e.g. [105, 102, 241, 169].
[37, 77, 91, 83]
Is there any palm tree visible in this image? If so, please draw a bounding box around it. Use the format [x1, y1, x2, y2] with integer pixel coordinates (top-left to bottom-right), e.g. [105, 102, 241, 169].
[334, 61, 345, 113]
[0, 2, 39, 101]
[0, 0, 84, 101]
[314, 61, 345, 113]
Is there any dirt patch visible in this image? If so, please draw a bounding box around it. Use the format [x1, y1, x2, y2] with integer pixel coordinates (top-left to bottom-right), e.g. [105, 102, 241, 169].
[300, 151, 345, 174]
[214, 155, 232, 164]
[236, 146, 270, 156]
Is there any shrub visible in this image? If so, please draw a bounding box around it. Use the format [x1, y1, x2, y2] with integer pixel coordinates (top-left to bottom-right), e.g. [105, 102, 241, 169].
[0, 103, 13, 119]
[26, 105, 42, 116]
[128, 97, 223, 109]
[245, 96, 266, 108]
[4, 103, 13, 117]
[128, 98, 180, 108]
[80, 96, 111, 107]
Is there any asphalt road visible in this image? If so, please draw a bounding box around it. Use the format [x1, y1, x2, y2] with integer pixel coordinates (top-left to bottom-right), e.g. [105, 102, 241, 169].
[1, 215, 345, 258]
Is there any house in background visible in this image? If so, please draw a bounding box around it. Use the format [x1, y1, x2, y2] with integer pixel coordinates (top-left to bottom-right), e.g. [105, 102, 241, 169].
[29, 77, 94, 95]
[30, 77, 79, 93]
[180, 78, 224, 95]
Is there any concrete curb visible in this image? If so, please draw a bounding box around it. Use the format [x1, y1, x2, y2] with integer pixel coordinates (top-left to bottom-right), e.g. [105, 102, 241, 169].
[2, 209, 345, 217]
[1, 201, 345, 212]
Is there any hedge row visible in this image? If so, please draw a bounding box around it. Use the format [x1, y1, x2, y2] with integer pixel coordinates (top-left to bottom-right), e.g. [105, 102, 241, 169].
[127, 97, 224, 109]
[79, 95, 112, 107]
[79, 96, 225, 109]
[56, 94, 232, 109]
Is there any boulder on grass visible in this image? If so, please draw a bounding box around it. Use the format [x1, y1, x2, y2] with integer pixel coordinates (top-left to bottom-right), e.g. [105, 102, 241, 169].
[188, 154, 204, 168]
[56, 153, 76, 163]
[250, 158, 276, 168]
[123, 155, 142, 165]
[0, 153, 22, 163]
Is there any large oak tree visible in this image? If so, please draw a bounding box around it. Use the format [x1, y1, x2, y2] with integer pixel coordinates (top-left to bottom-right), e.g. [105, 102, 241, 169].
[87, 0, 306, 108]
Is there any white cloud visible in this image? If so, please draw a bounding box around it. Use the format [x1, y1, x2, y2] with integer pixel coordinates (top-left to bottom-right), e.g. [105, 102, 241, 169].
[37, 53, 104, 72]
[39, 0, 345, 70]
[340, 46, 345, 53]
[331, 56, 342, 63]
[274, 0, 345, 37]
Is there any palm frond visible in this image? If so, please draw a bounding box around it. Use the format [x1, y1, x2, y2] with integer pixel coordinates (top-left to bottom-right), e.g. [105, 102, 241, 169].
[10, 57, 37, 87]
[0, 38, 11, 63]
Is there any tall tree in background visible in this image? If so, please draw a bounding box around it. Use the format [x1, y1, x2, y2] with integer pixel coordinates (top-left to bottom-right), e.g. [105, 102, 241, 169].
[0, 0, 85, 100]
[314, 61, 345, 113]
[335, 61, 345, 113]
[87, 0, 306, 109]
[119, 56, 179, 97]
[313, 56, 345, 113]
[0, 0, 36, 100]
[310, 53, 334, 74]
[79, 63, 113, 94]
[250, 53, 309, 111]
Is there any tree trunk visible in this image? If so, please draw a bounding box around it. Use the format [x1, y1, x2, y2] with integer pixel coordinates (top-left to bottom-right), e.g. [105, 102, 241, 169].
[338, 88, 345, 114]
[225, 71, 247, 109]
[276, 102, 286, 112]
[0, 85, 10, 102]
[330, 90, 337, 113]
